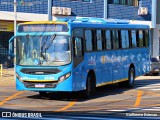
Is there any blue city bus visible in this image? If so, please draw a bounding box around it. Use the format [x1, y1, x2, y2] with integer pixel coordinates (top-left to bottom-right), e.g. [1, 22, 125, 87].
[9, 18, 151, 98]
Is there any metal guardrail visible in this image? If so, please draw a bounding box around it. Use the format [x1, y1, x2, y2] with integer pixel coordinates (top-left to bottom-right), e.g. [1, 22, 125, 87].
[0, 64, 7, 77]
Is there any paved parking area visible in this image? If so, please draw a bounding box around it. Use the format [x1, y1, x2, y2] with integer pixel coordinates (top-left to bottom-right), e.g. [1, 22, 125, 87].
[0, 69, 160, 119]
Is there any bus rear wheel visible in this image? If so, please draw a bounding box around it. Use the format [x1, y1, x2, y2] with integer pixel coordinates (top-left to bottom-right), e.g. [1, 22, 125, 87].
[83, 73, 96, 99]
[152, 73, 159, 76]
[119, 67, 135, 87]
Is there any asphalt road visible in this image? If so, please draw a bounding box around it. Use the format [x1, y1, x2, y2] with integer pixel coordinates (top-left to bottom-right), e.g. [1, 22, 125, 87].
[0, 69, 160, 119]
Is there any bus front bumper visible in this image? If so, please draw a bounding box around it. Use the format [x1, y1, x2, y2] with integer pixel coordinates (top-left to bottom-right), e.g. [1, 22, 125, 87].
[16, 77, 73, 92]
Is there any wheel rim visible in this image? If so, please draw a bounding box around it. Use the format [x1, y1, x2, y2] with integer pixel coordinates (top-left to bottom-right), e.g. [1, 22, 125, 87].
[130, 69, 134, 85]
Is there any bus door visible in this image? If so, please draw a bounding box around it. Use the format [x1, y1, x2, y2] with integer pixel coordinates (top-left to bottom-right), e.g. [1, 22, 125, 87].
[72, 28, 85, 91]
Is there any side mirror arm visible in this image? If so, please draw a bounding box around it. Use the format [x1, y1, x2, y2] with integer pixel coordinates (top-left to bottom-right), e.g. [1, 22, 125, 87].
[9, 36, 16, 54]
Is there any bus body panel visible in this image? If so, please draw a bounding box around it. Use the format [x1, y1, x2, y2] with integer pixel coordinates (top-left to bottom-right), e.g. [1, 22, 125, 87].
[16, 77, 73, 92]
[72, 48, 150, 88]
[14, 19, 151, 93]
[16, 64, 74, 92]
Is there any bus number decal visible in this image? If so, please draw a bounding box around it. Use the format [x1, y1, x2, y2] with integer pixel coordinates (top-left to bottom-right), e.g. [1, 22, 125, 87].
[101, 56, 106, 64]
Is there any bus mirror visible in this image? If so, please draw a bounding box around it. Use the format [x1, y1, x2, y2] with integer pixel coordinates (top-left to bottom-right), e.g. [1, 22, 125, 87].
[9, 36, 15, 55]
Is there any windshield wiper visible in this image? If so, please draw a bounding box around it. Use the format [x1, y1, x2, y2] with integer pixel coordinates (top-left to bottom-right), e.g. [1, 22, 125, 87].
[41, 34, 57, 63]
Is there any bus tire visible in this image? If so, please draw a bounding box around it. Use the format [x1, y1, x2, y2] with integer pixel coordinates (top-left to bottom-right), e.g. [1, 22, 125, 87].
[83, 73, 96, 99]
[126, 67, 135, 87]
[152, 73, 159, 76]
[119, 67, 135, 88]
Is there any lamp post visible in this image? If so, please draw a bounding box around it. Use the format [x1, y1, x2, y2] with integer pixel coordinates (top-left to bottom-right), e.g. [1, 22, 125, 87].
[13, 0, 17, 67]
[48, 0, 52, 21]
[104, 0, 108, 19]
[14, 0, 17, 36]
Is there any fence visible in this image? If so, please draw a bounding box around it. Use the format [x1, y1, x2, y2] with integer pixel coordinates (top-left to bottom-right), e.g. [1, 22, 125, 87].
[0, 64, 8, 77]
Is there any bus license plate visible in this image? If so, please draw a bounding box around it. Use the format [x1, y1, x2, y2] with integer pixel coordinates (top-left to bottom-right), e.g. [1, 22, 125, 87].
[35, 84, 45, 88]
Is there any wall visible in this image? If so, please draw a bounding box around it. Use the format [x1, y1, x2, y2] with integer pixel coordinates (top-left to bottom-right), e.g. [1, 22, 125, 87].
[53, 0, 104, 17]
[53, 0, 152, 21]
[0, 0, 48, 14]
[152, 25, 159, 58]
[156, 0, 160, 24]
[108, 0, 151, 21]
[0, 0, 152, 21]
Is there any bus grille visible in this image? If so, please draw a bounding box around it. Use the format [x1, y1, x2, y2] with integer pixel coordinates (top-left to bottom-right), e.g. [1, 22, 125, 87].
[24, 81, 58, 88]
[21, 68, 61, 75]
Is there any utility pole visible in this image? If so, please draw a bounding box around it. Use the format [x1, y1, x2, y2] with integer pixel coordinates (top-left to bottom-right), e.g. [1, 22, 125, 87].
[14, 0, 17, 66]
[104, 0, 108, 19]
[14, 0, 17, 36]
[151, 0, 157, 28]
[48, 0, 52, 21]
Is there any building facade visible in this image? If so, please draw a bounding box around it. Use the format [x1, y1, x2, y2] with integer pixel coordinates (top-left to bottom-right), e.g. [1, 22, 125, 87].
[0, 0, 160, 66]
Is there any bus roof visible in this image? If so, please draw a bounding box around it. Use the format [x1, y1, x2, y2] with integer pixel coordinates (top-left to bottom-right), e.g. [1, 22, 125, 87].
[18, 21, 67, 25]
[67, 17, 150, 29]
[18, 17, 150, 29]
[69, 22, 150, 29]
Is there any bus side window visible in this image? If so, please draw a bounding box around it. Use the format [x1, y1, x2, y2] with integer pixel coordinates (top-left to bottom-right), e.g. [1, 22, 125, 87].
[96, 30, 102, 50]
[144, 30, 149, 47]
[74, 37, 83, 57]
[85, 30, 93, 51]
[121, 30, 129, 49]
[131, 30, 137, 48]
[112, 30, 119, 49]
[139, 30, 144, 47]
[105, 30, 112, 50]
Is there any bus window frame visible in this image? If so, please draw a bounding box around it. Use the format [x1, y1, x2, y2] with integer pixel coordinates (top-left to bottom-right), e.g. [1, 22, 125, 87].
[112, 29, 120, 50]
[144, 30, 149, 47]
[131, 29, 138, 48]
[105, 29, 113, 50]
[84, 29, 93, 52]
[74, 27, 150, 54]
[121, 30, 130, 49]
[72, 27, 85, 68]
[138, 30, 144, 48]
[96, 30, 103, 51]
[128, 30, 132, 48]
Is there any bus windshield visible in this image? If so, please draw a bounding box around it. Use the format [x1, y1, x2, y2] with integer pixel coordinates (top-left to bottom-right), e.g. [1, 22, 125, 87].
[16, 35, 71, 66]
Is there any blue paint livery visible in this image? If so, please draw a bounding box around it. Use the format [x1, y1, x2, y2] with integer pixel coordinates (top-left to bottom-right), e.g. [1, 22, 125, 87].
[14, 18, 151, 92]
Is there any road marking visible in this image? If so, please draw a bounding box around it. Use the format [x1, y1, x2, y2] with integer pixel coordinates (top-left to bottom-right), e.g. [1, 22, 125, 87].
[136, 82, 160, 92]
[138, 86, 160, 89]
[142, 107, 160, 111]
[106, 109, 126, 112]
[134, 90, 143, 107]
[150, 89, 160, 91]
[54, 101, 76, 112]
[0, 91, 24, 106]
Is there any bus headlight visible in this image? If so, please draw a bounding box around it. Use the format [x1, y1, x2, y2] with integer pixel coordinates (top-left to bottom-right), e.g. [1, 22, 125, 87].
[16, 73, 23, 82]
[58, 72, 71, 83]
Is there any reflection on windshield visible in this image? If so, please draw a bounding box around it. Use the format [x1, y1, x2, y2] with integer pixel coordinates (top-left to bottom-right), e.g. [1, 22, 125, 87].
[16, 35, 71, 66]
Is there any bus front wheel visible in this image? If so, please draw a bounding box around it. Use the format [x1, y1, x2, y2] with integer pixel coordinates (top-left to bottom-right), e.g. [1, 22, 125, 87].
[39, 91, 47, 97]
[83, 73, 96, 99]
